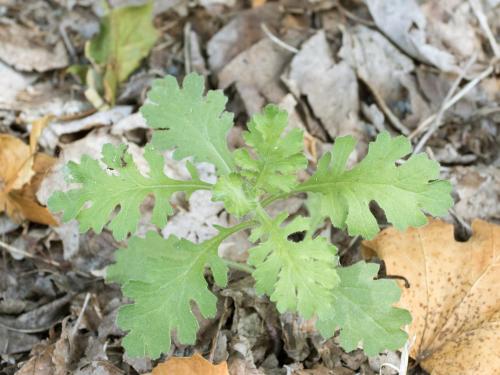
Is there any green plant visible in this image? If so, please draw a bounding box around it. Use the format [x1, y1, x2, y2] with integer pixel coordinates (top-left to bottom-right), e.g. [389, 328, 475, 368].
[48, 73, 453, 359]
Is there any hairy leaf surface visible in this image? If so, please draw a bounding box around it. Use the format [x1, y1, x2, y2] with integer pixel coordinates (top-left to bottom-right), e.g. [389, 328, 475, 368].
[300, 132, 453, 239]
[316, 261, 411, 356]
[48, 144, 209, 240]
[212, 173, 256, 217]
[141, 73, 235, 175]
[235, 105, 307, 194]
[107, 231, 229, 358]
[249, 214, 339, 319]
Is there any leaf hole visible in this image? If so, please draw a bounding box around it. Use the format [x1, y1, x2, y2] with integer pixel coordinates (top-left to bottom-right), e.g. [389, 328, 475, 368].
[287, 231, 306, 242]
[452, 217, 473, 242]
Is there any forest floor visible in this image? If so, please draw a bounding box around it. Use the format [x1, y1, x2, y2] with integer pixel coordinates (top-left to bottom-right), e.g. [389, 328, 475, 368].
[0, 0, 499, 374]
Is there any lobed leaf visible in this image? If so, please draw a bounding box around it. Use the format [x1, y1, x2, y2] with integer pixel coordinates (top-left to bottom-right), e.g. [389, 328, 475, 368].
[235, 105, 307, 194]
[300, 131, 453, 239]
[316, 261, 411, 356]
[48, 144, 209, 240]
[107, 231, 229, 359]
[249, 214, 339, 319]
[141, 73, 235, 175]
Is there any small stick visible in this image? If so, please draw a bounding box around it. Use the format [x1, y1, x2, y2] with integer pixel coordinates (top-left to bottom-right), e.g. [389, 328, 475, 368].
[410, 63, 494, 139]
[0, 239, 61, 267]
[59, 23, 77, 62]
[184, 22, 192, 74]
[208, 298, 229, 363]
[469, 0, 500, 58]
[71, 292, 91, 337]
[413, 54, 477, 154]
[0, 239, 93, 278]
[358, 72, 410, 136]
[261, 23, 299, 54]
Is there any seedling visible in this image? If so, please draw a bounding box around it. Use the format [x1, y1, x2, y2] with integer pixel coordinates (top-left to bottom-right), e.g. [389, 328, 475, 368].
[49, 73, 452, 359]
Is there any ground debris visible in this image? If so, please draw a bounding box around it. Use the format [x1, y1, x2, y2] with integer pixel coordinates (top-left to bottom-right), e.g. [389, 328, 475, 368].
[0, 0, 498, 373]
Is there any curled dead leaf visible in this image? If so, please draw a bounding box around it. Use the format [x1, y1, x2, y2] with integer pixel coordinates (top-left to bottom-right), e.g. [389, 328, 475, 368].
[362, 219, 500, 375]
[152, 353, 229, 375]
[0, 135, 34, 191]
[0, 117, 57, 225]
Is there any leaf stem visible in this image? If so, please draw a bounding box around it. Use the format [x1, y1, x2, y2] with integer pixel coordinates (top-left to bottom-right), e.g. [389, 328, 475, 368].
[209, 220, 258, 247]
[222, 259, 254, 274]
[217, 220, 257, 237]
[261, 192, 292, 207]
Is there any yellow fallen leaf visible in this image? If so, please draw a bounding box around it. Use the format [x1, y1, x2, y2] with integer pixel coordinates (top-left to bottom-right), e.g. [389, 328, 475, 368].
[152, 353, 228, 375]
[0, 127, 57, 226]
[29, 115, 53, 154]
[362, 219, 500, 375]
[252, 0, 267, 7]
[1, 134, 34, 191]
[0, 116, 51, 192]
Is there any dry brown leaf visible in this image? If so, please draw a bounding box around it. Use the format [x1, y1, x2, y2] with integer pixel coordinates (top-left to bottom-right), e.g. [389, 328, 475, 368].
[0, 124, 57, 225]
[207, 4, 280, 73]
[16, 344, 55, 375]
[252, 0, 266, 7]
[287, 31, 362, 140]
[152, 353, 228, 375]
[7, 153, 58, 226]
[30, 115, 53, 153]
[362, 219, 500, 375]
[0, 23, 68, 72]
[0, 134, 33, 191]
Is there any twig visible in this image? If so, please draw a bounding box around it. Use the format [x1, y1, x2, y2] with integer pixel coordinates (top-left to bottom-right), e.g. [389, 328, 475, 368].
[470, 106, 500, 120]
[358, 72, 410, 136]
[0, 239, 61, 267]
[412, 53, 477, 154]
[261, 23, 299, 53]
[469, 0, 500, 58]
[208, 298, 229, 363]
[409, 63, 494, 139]
[340, 235, 359, 256]
[71, 292, 91, 337]
[378, 334, 414, 375]
[0, 239, 94, 279]
[59, 23, 77, 62]
[183, 22, 192, 74]
[0, 320, 63, 334]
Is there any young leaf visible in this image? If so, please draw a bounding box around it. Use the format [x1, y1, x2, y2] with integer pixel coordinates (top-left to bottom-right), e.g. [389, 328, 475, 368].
[141, 74, 235, 175]
[249, 214, 339, 319]
[300, 132, 453, 239]
[107, 231, 229, 359]
[235, 105, 307, 194]
[212, 173, 256, 217]
[85, 2, 157, 105]
[316, 261, 411, 356]
[48, 144, 210, 240]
